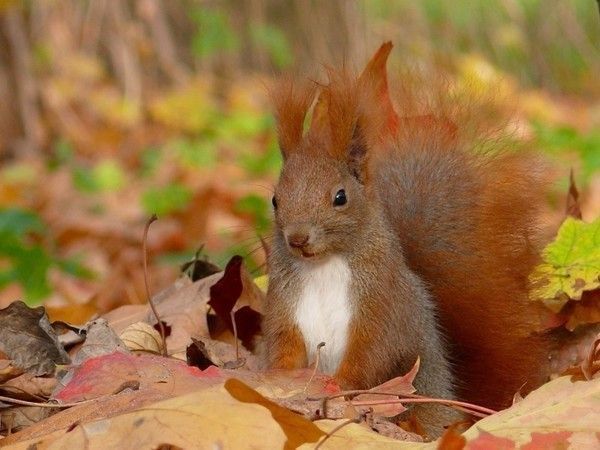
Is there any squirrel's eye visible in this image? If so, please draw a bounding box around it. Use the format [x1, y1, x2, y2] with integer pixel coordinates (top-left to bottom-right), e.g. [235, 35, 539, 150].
[333, 189, 347, 206]
[272, 195, 278, 209]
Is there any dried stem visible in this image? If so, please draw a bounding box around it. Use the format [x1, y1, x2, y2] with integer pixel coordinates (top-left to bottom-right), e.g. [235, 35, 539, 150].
[303, 342, 325, 394]
[0, 395, 101, 409]
[143, 214, 167, 356]
[230, 309, 239, 360]
[312, 390, 497, 418]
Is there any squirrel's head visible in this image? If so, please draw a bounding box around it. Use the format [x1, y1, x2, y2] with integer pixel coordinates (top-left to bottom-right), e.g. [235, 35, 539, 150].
[269, 44, 396, 261]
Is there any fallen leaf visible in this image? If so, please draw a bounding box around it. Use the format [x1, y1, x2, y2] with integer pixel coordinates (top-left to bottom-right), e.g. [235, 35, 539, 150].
[351, 358, 419, 416]
[185, 338, 215, 370]
[208, 256, 263, 350]
[0, 301, 70, 376]
[9, 381, 323, 449]
[460, 375, 600, 448]
[180, 250, 221, 281]
[0, 360, 23, 383]
[185, 336, 259, 371]
[225, 378, 325, 449]
[71, 318, 129, 365]
[0, 406, 54, 435]
[530, 217, 600, 312]
[104, 273, 222, 355]
[120, 322, 163, 354]
[464, 431, 515, 449]
[53, 352, 225, 403]
[369, 416, 423, 442]
[522, 431, 575, 450]
[1, 372, 57, 398]
[565, 289, 600, 331]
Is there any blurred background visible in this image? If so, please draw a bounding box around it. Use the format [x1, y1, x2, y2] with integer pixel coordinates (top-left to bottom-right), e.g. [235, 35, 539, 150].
[0, 0, 598, 320]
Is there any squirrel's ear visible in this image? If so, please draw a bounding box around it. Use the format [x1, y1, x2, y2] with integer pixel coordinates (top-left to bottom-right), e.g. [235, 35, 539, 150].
[270, 79, 315, 159]
[358, 42, 398, 138]
[307, 88, 329, 137]
[347, 121, 369, 183]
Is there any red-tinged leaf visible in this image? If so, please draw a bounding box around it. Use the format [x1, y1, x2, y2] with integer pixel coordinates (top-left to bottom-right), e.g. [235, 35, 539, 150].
[465, 431, 516, 450]
[53, 352, 225, 403]
[520, 431, 573, 450]
[351, 357, 419, 416]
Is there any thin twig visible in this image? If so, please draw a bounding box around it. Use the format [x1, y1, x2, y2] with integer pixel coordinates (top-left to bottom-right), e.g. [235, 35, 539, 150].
[0, 385, 47, 402]
[0, 380, 139, 409]
[303, 342, 325, 394]
[312, 390, 497, 417]
[0, 395, 102, 409]
[349, 397, 492, 418]
[143, 214, 167, 356]
[315, 415, 363, 449]
[230, 309, 239, 360]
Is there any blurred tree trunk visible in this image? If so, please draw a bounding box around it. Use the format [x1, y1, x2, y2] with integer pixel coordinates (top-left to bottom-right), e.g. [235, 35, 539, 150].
[1, 6, 45, 157]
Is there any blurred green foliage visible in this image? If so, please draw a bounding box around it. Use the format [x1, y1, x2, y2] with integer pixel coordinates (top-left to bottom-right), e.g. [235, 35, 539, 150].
[0, 208, 90, 304]
[190, 9, 240, 58]
[533, 122, 600, 184]
[142, 184, 194, 216]
[72, 160, 127, 193]
[249, 24, 293, 69]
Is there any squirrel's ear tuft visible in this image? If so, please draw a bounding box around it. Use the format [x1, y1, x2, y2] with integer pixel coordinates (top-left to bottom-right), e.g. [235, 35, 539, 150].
[269, 78, 315, 159]
[358, 42, 398, 139]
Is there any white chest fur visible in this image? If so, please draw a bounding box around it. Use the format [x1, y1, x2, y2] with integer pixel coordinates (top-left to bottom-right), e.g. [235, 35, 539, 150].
[294, 256, 352, 375]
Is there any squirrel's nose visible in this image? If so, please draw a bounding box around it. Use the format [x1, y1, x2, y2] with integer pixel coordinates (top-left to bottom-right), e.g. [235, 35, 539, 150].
[287, 233, 310, 248]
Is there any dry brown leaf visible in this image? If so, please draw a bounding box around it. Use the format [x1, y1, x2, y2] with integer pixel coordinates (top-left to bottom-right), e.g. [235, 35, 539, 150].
[103, 273, 223, 355]
[119, 322, 163, 354]
[0, 360, 23, 384]
[351, 358, 419, 416]
[565, 289, 600, 331]
[1, 373, 57, 398]
[71, 318, 129, 366]
[0, 302, 70, 376]
[0, 406, 54, 435]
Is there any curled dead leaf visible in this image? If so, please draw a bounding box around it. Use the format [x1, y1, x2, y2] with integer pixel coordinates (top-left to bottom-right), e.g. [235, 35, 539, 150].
[120, 322, 164, 354]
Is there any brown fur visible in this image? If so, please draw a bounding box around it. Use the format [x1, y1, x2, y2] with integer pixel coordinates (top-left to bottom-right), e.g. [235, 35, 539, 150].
[263, 43, 553, 436]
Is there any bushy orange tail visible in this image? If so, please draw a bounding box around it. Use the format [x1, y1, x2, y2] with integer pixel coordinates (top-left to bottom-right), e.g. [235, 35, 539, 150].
[363, 43, 553, 408]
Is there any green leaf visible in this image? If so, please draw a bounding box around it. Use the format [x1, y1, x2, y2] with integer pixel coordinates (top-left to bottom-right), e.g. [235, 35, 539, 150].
[529, 217, 600, 312]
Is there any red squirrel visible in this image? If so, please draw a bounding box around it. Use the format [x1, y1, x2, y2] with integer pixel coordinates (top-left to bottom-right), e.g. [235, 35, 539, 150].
[262, 42, 552, 435]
